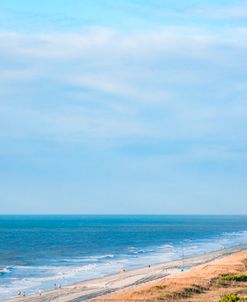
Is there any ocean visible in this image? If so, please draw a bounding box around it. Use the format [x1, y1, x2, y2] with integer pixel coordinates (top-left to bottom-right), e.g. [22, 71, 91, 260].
[0, 215, 247, 300]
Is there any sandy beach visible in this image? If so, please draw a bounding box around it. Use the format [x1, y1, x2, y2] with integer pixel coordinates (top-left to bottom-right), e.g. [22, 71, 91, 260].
[3, 244, 247, 302]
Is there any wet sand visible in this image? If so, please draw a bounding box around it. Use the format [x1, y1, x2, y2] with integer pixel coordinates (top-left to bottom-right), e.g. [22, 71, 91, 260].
[3, 244, 247, 302]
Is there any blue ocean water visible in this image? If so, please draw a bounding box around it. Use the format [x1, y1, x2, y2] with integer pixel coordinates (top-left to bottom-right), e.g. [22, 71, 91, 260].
[0, 215, 247, 300]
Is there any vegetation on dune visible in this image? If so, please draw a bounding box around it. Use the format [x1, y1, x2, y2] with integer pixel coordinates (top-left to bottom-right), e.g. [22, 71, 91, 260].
[153, 285, 167, 290]
[215, 274, 247, 288]
[132, 283, 207, 300]
[220, 275, 247, 282]
[218, 293, 247, 302]
[242, 259, 247, 270]
[169, 284, 206, 299]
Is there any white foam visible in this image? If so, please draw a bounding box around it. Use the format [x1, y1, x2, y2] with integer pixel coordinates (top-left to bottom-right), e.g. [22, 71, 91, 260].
[0, 266, 10, 273]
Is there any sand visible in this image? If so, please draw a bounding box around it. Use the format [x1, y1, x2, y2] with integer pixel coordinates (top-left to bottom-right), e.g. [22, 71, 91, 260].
[3, 244, 247, 302]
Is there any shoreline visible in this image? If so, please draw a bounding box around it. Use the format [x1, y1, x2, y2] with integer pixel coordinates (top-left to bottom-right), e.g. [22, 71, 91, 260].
[2, 244, 247, 302]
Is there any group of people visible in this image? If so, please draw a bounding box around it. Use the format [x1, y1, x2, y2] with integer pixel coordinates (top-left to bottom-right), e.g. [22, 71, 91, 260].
[54, 283, 62, 290]
[17, 291, 25, 297]
[18, 289, 42, 298]
[17, 284, 62, 298]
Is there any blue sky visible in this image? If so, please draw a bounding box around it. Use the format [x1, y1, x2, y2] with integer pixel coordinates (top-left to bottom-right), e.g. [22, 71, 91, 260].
[0, 0, 247, 214]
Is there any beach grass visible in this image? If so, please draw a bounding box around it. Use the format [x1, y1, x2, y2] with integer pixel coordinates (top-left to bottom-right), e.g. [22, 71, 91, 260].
[220, 275, 247, 282]
[218, 292, 247, 302]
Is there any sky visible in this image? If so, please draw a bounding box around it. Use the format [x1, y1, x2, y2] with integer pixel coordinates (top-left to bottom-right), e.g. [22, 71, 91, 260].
[0, 0, 246, 214]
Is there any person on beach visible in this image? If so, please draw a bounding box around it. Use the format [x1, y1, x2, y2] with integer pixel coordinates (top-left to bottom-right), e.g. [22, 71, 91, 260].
[17, 290, 21, 296]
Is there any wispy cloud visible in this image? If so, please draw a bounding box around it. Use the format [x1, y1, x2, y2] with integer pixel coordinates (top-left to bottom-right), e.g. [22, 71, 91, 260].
[194, 4, 247, 19]
[0, 25, 247, 149]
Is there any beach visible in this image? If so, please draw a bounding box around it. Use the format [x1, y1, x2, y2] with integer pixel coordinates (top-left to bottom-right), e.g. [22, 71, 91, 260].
[3, 244, 247, 302]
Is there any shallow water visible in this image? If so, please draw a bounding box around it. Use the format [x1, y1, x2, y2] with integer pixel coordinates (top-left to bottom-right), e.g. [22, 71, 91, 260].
[0, 215, 247, 300]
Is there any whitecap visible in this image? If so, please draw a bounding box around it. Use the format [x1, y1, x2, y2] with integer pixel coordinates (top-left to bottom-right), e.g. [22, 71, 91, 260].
[0, 266, 11, 274]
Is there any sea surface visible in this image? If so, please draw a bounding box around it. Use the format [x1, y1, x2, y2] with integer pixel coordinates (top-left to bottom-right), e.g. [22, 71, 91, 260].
[1, 215, 247, 300]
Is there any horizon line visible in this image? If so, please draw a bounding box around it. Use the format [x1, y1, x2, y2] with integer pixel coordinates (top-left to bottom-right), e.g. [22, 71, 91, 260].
[1, 213, 247, 216]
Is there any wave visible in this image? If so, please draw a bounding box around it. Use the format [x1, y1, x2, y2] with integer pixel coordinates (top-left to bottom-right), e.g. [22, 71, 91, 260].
[0, 266, 11, 274]
[160, 244, 174, 251]
[87, 254, 115, 261]
[127, 247, 154, 255]
[62, 254, 115, 263]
